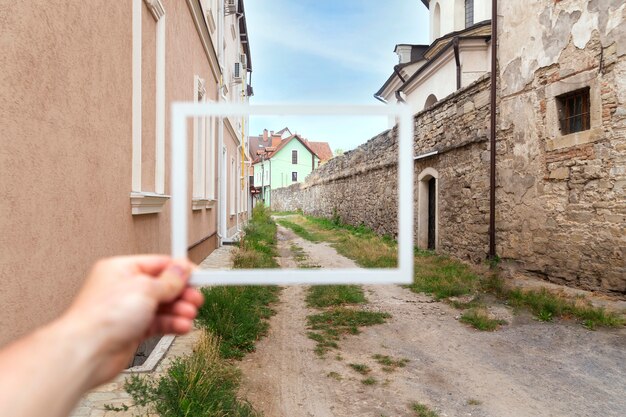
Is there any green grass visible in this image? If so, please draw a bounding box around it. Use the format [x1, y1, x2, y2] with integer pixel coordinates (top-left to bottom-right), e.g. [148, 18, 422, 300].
[307, 308, 391, 356]
[361, 377, 377, 385]
[233, 204, 279, 269]
[277, 219, 323, 242]
[467, 398, 482, 406]
[197, 286, 280, 359]
[372, 354, 409, 372]
[118, 331, 259, 416]
[507, 288, 624, 329]
[411, 402, 439, 417]
[306, 285, 366, 308]
[348, 363, 371, 375]
[460, 308, 507, 331]
[327, 371, 342, 380]
[271, 210, 300, 216]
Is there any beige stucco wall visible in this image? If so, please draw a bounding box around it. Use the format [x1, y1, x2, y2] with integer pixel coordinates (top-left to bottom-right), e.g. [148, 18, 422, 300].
[0, 0, 223, 346]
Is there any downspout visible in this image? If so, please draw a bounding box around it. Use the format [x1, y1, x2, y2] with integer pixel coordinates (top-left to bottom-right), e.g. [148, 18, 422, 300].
[217, 0, 226, 244]
[269, 159, 272, 210]
[453, 36, 461, 90]
[489, 0, 498, 259]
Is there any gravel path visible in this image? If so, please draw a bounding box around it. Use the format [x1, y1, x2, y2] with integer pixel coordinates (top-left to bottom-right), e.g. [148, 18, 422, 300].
[238, 225, 626, 417]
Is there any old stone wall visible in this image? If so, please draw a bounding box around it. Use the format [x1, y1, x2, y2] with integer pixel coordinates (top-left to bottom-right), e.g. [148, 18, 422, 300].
[497, 1, 626, 294]
[272, 76, 492, 264]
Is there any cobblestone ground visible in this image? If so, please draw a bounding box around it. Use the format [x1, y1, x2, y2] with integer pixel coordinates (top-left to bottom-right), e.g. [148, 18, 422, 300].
[70, 246, 234, 417]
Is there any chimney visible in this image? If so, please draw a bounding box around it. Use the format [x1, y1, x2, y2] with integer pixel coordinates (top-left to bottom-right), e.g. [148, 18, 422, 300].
[270, 130, 274, 136]
[263, 129, 268, 141]
[394, 44, 412, 64]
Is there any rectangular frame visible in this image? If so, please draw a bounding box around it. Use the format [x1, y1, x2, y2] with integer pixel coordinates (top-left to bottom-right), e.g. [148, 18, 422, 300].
[171, 103, 414, 286]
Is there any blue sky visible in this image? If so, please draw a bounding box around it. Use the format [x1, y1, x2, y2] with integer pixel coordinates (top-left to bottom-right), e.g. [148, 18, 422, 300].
[245, 0, 429, 152]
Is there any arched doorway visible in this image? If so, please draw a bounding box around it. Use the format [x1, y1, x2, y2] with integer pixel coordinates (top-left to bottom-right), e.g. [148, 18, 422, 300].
[418, 168, 439, 250]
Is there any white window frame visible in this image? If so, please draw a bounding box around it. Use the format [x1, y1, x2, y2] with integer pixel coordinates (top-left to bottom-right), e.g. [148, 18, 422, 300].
[130, 0, 169, 215]
[192, 76, 211, 210]
[230, 156, 236, 216]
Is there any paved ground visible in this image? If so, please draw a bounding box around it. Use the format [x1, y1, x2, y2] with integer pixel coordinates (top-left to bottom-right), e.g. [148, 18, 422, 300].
[70, 247, 233, 417]
[237, 225, 626, 417]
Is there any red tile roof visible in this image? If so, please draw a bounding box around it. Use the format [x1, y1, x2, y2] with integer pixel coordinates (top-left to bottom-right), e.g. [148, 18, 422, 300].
[307, 141, 333, 162]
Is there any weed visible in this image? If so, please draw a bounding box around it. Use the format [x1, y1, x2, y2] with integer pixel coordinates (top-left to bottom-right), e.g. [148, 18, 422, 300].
[349, 363, 371, 375]
[307, 308, 391, 356]
[372, 354, 409, 371]
[411, 402, 439, 417]
[118, 331, 259, 416]
[409, 253, 482, 299]
[467, 398, 482, 406]
[361, 377, 377, 385]
[335, 354, 344, 361]
[306, 285, 366, 308]
[327, 371, 342, 380]
[233, 204, 278, 269]
[197, 286, 280, 359]
[460, 308, 507, 331]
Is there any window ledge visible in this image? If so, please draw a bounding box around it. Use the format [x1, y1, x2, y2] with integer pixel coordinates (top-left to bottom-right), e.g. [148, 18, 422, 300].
[546, 127, 603, 152]
[192, 198, 209, 211]
[131, 192, 170, 215]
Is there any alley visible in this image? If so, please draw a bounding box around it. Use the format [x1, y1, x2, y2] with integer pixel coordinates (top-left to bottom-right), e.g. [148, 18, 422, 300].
[237, 223, 626, 417]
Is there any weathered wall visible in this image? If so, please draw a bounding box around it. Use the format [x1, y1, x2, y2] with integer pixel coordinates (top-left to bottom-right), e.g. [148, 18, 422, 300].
[496, 1, 626, 293]
[273, 76, 492, 263]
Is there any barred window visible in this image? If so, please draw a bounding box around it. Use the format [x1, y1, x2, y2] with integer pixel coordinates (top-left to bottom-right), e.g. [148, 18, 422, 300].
[465, 0, 474, 28]
[292, 150, 298, 164]
[557, 88, 590, 135]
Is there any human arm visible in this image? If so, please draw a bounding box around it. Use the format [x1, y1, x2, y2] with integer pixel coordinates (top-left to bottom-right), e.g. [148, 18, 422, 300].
[0, 255, 204, 417]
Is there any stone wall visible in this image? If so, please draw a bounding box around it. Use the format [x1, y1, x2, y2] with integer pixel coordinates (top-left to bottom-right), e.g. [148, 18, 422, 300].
[272, 76, 492, 264]
[496, 1, 626, 294]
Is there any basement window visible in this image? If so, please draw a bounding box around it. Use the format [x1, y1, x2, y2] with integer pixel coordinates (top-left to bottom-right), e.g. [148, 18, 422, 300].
[557, 88, 590, 135]
[292, 172, 298, 182]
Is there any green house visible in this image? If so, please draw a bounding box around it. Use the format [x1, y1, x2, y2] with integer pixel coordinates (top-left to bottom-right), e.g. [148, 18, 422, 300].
[252, 134, 321, 207]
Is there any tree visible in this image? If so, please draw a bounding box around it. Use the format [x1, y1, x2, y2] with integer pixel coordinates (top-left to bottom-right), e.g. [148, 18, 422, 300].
[334, 148, 344, 156]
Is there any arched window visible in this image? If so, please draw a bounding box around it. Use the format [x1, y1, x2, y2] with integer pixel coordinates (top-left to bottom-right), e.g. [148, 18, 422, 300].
[424, 94, 438, 109]
[465, 0, 474, 28]
[433, 3, 441, 40]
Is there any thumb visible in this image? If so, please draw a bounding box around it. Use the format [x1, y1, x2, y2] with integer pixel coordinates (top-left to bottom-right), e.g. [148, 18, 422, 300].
[152, 261, 192, 302]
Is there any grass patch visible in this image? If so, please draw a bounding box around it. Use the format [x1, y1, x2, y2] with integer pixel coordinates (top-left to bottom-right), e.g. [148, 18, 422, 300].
[197, 286, 280, 359]
[327, 371, 342, 380]
[348, 363, 371, 375]
[289, 244, 322, 269]
[409, 251, 482, 300]
[372, 354, 409, 372]
[306, 285, 366, 308]
[305, 216, 397, 268]
[277, 219, 323, 242]
[307, 308, 391, 356]
[117, 331, 259, 416]
[361, 377, 377, 385]
[233, 204, 279, 269]
[271, 210, 300, 216]
[411, 402, 439, 417]
[507, 287, 624, 329]
[460, 308, 507, 331]
[467, 398, 482, 406]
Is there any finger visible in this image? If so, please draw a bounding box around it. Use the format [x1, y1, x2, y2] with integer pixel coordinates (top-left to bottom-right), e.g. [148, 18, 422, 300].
[150, 261, 193, 302]
[112, 255, 172, 276]
[154, 315, 194, 335]
[157, 300, 198, 320]
[179, 287, 205, 308]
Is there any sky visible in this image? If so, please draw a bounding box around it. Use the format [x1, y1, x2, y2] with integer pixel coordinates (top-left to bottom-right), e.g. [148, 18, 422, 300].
[244, 0, 429, 152]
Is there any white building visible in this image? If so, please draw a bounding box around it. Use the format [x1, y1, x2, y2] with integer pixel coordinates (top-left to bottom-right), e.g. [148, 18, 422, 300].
[375, 0, 492, 112]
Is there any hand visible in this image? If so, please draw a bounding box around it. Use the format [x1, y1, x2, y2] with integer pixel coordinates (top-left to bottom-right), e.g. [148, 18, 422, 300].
[62, 255, 204, 388]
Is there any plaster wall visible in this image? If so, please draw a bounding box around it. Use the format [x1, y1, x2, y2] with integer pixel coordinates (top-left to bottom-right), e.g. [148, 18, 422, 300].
[405, 53, 458, 111]
[0, 0, 226, 346]
[429, 0, 492, 41]
[495, 0, 626, 293]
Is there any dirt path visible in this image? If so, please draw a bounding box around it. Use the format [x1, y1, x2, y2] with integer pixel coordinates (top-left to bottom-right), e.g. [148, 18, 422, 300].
[238, 225, 626, 417]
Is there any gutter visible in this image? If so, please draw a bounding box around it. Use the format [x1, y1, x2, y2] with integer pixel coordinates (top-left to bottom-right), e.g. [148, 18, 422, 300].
[489, 0, 498, 259]
[453, 37, 461, 90]
[393, 65, 407, 103]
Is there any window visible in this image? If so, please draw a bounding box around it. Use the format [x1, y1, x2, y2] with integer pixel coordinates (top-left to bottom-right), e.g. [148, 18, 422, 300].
[557, 88, 590, 135]
[465, 0, 474, 28]
[292, 172, 298, 182]
[292, 150, 298, 165]
[130, 0, 168, 215]
[230, 156, 235, 215]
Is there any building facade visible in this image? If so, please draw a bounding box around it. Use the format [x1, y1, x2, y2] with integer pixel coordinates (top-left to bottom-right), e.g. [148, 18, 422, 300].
[0, 0, 253, 346]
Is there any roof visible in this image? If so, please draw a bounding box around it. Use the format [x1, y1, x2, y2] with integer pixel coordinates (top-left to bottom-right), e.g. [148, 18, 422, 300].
[238, 0, 252, 71]
[375, 45, 429, 98]
[420, 0, 429, 8]
[307, 142, 333, 162]
[253, 134, 321, 163]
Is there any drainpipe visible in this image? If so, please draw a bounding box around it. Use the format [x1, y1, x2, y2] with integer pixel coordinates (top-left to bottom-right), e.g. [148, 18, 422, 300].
[489, 0, 498, 259]
[216, 0, 226, 244]
[453, 36, 461, 90]
[373, 94, 388, 104]
[393, 65, 407, 104]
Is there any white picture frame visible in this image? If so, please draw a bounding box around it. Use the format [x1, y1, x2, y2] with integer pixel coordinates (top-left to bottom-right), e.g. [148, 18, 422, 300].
[171, 103, 414, 286]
